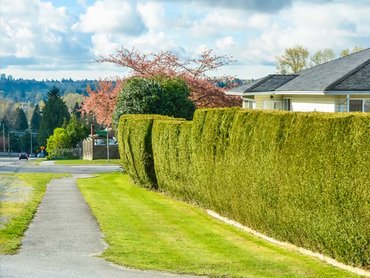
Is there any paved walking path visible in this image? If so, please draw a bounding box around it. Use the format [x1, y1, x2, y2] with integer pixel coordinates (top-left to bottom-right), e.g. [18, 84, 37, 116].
[0, 175, 188, 278]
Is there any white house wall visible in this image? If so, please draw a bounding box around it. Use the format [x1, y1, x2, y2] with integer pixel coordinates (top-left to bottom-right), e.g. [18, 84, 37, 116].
[249, 94, 370, 112]
[291, 101, 335, 112]
[287, 96, 336, 112]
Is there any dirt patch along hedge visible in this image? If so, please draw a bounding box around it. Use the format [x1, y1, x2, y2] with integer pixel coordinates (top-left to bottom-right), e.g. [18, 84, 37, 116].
[118, 109, 370, 269]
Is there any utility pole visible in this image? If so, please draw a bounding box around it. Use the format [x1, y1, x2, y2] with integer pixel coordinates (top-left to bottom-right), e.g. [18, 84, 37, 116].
[2, 122, 5, 152]
[2, 101, 5, 152]
[106, 127, 110, 162]
[30, 129, 33, 155]
[7, 132, 10, 156]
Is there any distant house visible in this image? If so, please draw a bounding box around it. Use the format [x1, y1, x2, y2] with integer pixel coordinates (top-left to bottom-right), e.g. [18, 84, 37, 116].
[227, 48, 370, 112]
[82, 129, 120, 160]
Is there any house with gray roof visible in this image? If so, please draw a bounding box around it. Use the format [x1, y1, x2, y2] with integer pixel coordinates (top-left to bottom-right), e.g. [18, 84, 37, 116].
[228, 48, 370, 112]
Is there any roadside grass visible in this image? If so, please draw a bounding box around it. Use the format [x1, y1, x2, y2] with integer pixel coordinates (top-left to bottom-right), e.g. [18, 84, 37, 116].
[78, 173, 359, 278]
[55, 159, 120, 165]
[0, 173, 67, 254]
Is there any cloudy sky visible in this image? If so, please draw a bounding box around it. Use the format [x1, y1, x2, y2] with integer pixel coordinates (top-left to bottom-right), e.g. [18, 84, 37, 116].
[1, 0, 369, 80]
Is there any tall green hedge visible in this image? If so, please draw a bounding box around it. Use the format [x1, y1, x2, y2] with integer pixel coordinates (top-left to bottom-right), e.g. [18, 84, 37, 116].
[152, 120, 194, 200]
[118, 109, 370, 268]
[117, 114, 172, 189]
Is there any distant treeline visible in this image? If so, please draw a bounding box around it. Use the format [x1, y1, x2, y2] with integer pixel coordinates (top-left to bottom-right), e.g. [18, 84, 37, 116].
[0, 75, 96, 103]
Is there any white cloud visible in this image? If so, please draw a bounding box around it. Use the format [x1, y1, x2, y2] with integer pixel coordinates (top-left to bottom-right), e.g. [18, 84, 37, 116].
[38, 2, 68, 32]
[1, 0, 369, 80]
[74, 0, 146, 35]
[90, 30, 179, 57]
[137, 2, 166, 30]
[247, 14, 271, 30]
[77, 0, 87, 7]
[157, 0, 292, 13]
[90, 34, 120, 56]
[188, 9, 273, 39]
[190, 10, 247, 37]
[0, 0, 70, 58]
[130, 31, 178, 52]
[241, 1, 370, 68]
[216, 36, 236, 50]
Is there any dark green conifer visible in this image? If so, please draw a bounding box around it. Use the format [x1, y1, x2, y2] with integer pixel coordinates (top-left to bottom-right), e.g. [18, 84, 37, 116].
[30, 104, 42, 130]
[37, 87, 70, 145]
[13, 107, 28, 130]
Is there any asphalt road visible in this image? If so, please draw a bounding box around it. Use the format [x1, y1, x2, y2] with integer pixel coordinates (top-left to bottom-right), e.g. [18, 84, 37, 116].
[0, 158, 194, 278]
[0, 157, 121, 174]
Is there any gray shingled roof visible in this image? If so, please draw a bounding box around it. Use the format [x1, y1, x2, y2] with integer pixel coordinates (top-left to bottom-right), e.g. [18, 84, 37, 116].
[227, 75, 297, 93]
[229, 48, 370, 94]
[328, 61, 370, 91]
[277, 48, 370, 92]
[249, 74, 297, 92]
[227, 77, 264, 93]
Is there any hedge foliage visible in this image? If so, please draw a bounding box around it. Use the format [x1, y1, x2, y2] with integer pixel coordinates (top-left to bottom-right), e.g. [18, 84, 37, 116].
[152, 120, 194, 199]
[118, 109, 370, 268]
[117, 114, 173, 189]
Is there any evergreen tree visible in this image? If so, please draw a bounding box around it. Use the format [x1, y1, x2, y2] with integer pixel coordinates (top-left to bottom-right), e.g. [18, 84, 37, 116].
[72, 102, 82, 119]
[13, 107, 29, 130]
[37, 87, 70, 146]
[30, 104, 42, 130]
[1, 116, 11, 132]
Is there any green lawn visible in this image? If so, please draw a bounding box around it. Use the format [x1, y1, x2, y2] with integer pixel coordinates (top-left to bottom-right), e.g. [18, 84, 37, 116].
[54, 159, 120, 165]
[0, 173, 67, 254]
[77, 173, 359, 278]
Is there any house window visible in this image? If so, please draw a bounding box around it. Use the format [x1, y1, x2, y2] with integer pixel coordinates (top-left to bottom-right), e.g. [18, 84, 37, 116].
[349, 100, 362, 111]
[349, 99, 370, 112]
[365, 99, 370, 112]
[283, 99, 291, 111]
[243, 98, 255, 109]
[263, 100, 283, 110]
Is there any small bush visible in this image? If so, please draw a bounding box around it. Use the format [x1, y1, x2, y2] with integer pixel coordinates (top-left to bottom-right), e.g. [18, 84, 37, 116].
[46, 128, 71, 159]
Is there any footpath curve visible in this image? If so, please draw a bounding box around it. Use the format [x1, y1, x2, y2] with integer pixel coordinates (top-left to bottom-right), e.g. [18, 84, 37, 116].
[0, 175, 191, 278]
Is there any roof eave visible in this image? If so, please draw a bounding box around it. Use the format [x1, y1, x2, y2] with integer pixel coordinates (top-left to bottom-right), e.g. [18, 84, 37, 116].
[274, 91, 325, 95]
[325, 90, 370, 95]
[225, 91, 245, 96]
[242, 91, 274, 96]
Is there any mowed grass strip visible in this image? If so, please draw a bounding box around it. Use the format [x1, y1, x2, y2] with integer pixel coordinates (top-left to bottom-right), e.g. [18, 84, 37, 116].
[77, 173, 359, 278]
[54, 159, 120, 165]
[0, 173, 67, 254]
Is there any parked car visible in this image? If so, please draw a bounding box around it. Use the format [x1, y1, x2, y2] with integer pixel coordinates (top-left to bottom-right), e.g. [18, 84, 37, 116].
[19, 153, 28, 160]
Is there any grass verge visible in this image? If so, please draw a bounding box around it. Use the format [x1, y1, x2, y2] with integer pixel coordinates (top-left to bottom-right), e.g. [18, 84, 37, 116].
[0, 173, 67, 254]
[55, 159, 120, 165]
[77, 173, 359, 278]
